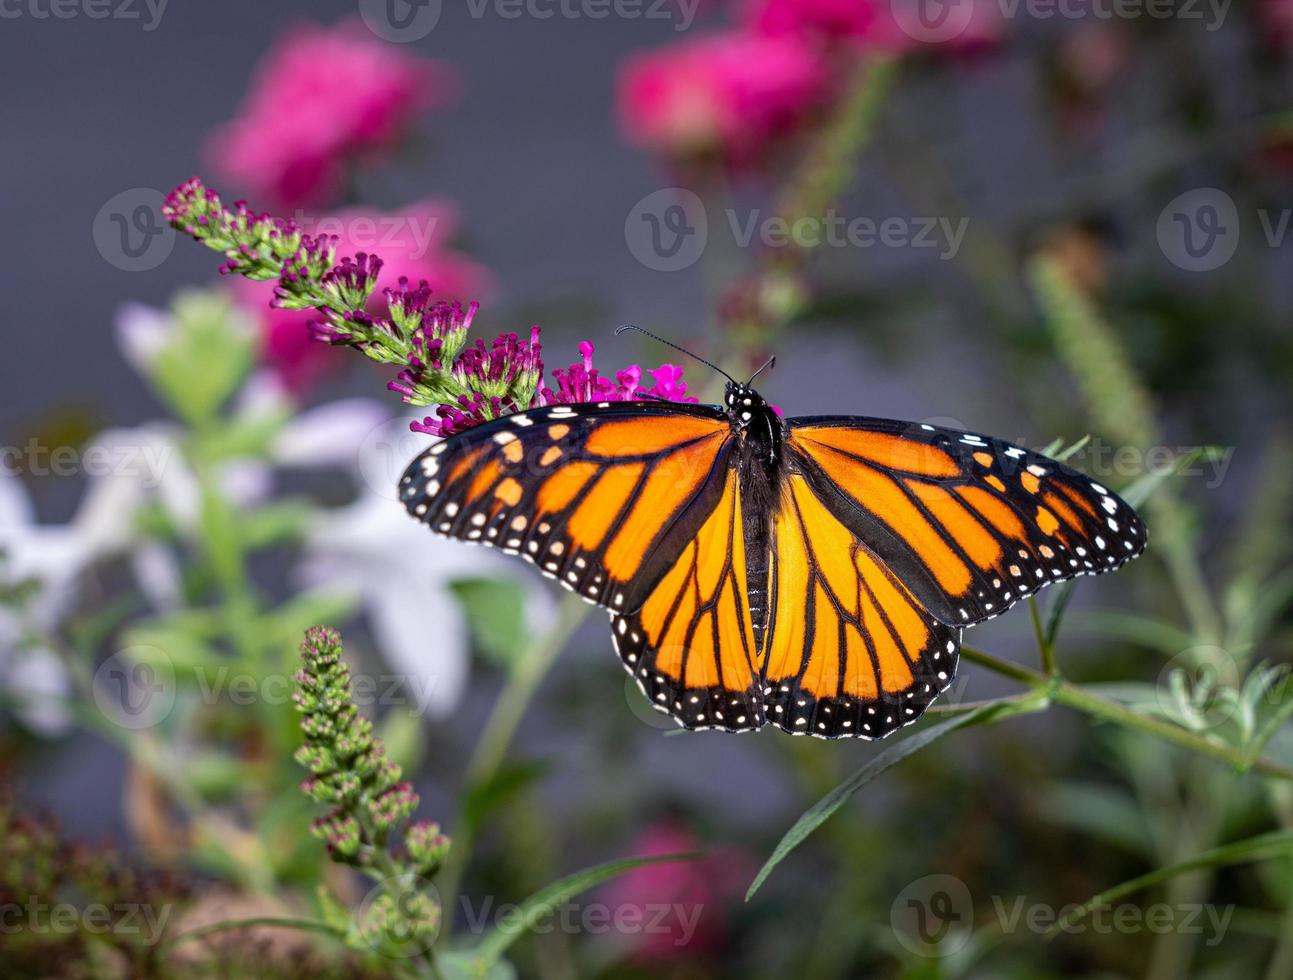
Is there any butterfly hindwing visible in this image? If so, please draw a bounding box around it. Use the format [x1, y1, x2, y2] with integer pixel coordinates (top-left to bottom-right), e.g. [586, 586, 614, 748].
[400, 401, 733, 611]
[786, 417, 1147, 627]
[761, 472, 960, 738]
[611, 465, 765, 733]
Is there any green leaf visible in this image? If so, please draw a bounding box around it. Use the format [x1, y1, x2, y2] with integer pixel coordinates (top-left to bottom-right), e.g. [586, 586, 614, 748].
[466, 853, 699, 967]
[746, 698, 1038, 901]
[1120, 446, 1219, 508]
[149, 291, 256, 427]
[117, 626, 216, 679]
[1043, 581, 1077, 648]
[240, 500, 313, 549]
[1049, 830, 1293, 937]
[451, 578, 529, 667]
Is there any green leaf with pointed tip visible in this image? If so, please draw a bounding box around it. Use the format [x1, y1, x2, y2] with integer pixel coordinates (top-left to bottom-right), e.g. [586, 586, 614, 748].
[746, 697, 1043, 901]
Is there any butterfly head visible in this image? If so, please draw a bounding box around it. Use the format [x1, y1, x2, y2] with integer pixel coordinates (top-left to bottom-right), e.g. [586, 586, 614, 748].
[724, 381, 769, 428]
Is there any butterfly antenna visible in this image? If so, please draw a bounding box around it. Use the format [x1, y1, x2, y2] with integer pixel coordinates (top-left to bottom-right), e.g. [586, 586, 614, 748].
[747, 354, 776, 385]
[615, 324, 736, 384]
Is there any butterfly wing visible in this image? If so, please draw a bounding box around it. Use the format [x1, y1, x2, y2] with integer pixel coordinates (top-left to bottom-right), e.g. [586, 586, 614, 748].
[761, 469, 960, 738]
[399, 401, 734, 611]
[610, 463, 764, 733]
[400, 400, 762, 732]
[785, 417, 1148, 626]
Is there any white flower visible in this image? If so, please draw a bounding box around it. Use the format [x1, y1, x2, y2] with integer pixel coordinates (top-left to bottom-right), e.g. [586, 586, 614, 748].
[293, 416, 555, 719]
[0, 469, 77, 735]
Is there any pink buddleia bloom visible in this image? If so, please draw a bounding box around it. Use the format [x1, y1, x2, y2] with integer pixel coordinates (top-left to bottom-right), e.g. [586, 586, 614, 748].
[617, 32, 828, 164]
[539, 342, 699, 406]
[207, 20, 455, 209]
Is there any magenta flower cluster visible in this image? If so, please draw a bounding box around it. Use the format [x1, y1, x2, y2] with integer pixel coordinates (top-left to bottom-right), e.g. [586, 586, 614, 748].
[163, 177, 696, 437]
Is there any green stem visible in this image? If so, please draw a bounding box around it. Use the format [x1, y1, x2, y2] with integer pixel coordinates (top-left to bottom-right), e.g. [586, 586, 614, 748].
[959, 646, 1293, 781]
[1029, 597, 1056, 676]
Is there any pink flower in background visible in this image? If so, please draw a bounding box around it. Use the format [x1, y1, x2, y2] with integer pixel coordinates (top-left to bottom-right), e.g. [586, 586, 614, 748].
[599, 821, 747, 962]
[617, 32, 828, 163]
[742, 0, 903, 49]
[1260, 0, 1293, 47]
[234, 200, 491, 395]
[208, 20, 455, 209]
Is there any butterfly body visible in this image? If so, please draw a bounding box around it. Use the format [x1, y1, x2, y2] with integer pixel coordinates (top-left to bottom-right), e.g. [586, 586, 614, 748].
[401, 387, 1146, 739]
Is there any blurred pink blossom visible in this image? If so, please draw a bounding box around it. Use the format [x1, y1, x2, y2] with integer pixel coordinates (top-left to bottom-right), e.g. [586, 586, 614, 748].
[207, 20, 455, 209]
[599, 821, 748, 963]
[617, 32, 829, 163]
[1261, 0, 1293, 47]
[742, 0, 905, 49]
[235, 200, 491, 395]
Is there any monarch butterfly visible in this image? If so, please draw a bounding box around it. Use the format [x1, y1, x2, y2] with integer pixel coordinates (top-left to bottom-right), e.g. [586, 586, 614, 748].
[399, 339, 1146, 739]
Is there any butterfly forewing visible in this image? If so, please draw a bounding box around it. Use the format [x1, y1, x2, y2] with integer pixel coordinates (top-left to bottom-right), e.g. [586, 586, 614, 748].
[399, 401, 734, 611]
[785, 417, 1147, 628]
